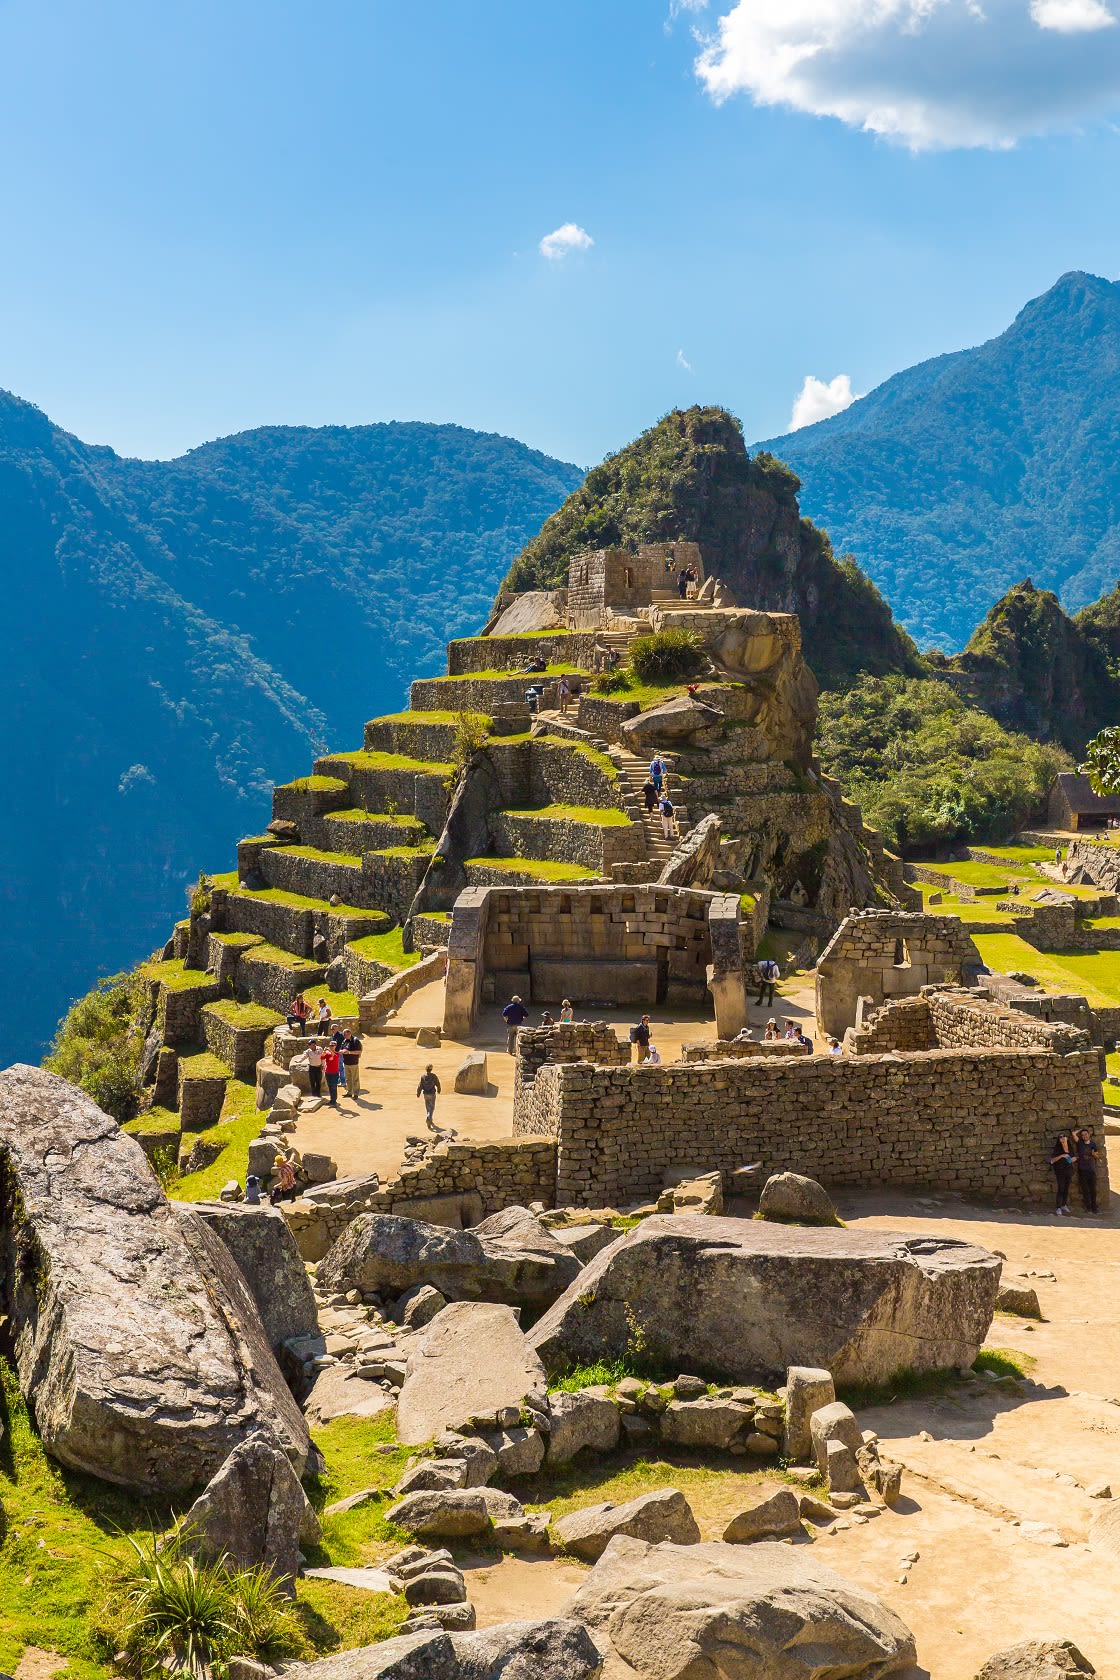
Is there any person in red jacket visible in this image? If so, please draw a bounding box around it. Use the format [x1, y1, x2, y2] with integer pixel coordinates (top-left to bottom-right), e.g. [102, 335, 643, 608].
[322, 1042, 342, 1105]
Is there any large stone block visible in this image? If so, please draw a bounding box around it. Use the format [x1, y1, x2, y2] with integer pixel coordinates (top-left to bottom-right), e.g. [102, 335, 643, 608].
[396, 1302, 548, 1445]
[530, 1214, 1001, 1386]
[0, 1067, 310, 1493]
[188, 1201, 318, 1351]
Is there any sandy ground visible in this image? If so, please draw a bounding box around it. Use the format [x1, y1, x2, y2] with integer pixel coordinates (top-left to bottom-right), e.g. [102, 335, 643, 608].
[461, 1191, 1120, 1679]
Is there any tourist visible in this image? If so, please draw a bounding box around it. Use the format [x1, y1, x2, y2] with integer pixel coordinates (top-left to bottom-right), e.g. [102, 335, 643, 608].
[763, 1018, 780, 1042]
[342, 1029, 363, 1099]
[629, 1014, 652, 1063]
[756, 957, 780, 1008]
[305, 1037, 323, 1098]
[642, 776, 658, 813]
[560, 998, 574, 1023]
[539, 1010, 555, 1026]
[795, 1027, 814, 1052]
[659, 793, 677, 839]
[1075, 1127, 1099, 1213]
[317, 998, 332, 1037]
[417, 1063, 441, 1129]
[1050, 1132, 1075, 1215]
[502, 993, 528, 1053]
[783, 1019, 799, 1040]
[732, 1025, 754, 1043]
[558, 675, 572, 714]
[827, 1035, 843, 1056]
[647, 1044, 662, 1065]
[287, 992, 310, 1035]
[244, 1173, 262, 1206]
[606, 646, 620, 671]
[270, 1151, 298, 1205]
[685, 565, 698, 599]
[676, 566, 689, 600]
[649, 754, 665, 793]
[322, 1040, 342, 1105]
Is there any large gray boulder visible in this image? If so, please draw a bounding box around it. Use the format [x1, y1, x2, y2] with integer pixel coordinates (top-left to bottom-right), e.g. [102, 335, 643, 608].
[396, 1302, 549, 1445]
[0, 1067, 310, 1493]
[976, 1640, 1096, 1679]
[304, 1365, 396, 1427]
[546, 1390, 620, 1465]
[179, 1433, 319, 1590]
[318, 1207, 581, 1309]
[554, 1489, 700, 1562]
[279, 1630, 455, 1680]
[386, 1487, 524, 1540]
[452, 1619, 603, 1680]
[187, 1201, 318, 1350]
[531, 1215, 1001, 1385]
[567, 1535, 917, 1680]
[758, 1171, 839, 1226]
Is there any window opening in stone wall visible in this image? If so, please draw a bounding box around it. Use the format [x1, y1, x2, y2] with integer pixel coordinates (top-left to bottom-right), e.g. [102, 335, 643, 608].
[580, 563, 588, 587]
[624, 567, 634, 590]
[893, 938, 911, 968]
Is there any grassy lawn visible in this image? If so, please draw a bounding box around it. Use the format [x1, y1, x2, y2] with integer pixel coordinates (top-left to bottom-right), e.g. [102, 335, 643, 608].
[429, 664, 588, 682]
[466, 856, 600, 881]
[348, 927, 422, 969]
[230, 885, 390, 921]
[913, 883, 1014, 926]
[917, 860, 1025, 889]
[972, 932, 1120, 1006]
[328, 808, 425, 831]
[243, 943, 325, 975]
[275, 775, 348, 794]
[170, 1078, 261, 1201]
[284, 846, 363, 868]
[178, 1051, 231, 1082]
[321, 750, 455, 777]
[969, 843, 1054, 865]
[368, 709, 490, 728]
[504, 803, 631, 826]
[140, 959, 217, 993]
[204, 998, 283, 1030]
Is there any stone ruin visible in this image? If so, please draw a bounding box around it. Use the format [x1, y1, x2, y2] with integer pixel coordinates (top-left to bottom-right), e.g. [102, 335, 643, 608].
[815, 908, 983, 1038]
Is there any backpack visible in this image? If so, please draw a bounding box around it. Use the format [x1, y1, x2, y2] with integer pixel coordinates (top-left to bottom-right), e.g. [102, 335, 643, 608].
[628, 1025, 641, 1043]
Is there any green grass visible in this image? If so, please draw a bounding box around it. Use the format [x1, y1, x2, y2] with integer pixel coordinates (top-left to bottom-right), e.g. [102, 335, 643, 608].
[504, 803, 631, 826]
[1081, 915, 1120, 930]
[169, 1079, 261, 1202]
[275, 775, 348, 794]
[306, 1415, 413, 1568]
[917, 859, 1025, 888]
[913, 883, 1014, 925]
[204, 998, 283, 1031]
[283, 845, 363, 868]
[140, 959, 217, 993]
[969, 843, 1054, 864]
[321, 750, 455, 776]
[740, 891, 757, 913]
[369, 708, 491, 728]
[230, 885, 388, 920]
[210, 930, 264, 949]
[209, 871, 242, 892]
[178, 1052, 231, 1082]
[123, 1106, 181, 1138]
[550, 1359, 649, 1393]
[429, 664, 587, 682]
[348, 927, 422, 969]
[323, 990, 361, 1017]
[327, 807, 424, 830]
[465, 856, 600, 881]
[524, 1455, 777, 1528]
[838, 1347, 1035, 1411]
[372, 842, 436, 860]
[973, 933, 1120, 1007]
[242, 943, 326, 975]
[975, 1347, 1036, 1379]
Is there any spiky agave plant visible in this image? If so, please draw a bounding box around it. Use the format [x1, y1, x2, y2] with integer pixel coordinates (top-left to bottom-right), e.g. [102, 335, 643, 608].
[111, 1531, 241, 1677]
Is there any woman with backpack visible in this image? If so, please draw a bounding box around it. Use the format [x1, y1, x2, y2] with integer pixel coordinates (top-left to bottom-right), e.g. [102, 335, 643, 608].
[659, 792, 677, 840]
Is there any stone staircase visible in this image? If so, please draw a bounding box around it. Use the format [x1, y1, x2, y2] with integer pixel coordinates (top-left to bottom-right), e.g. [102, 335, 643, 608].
[613, 747, 690, 868]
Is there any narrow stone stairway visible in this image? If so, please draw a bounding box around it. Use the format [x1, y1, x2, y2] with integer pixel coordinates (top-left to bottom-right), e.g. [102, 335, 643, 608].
[613, 748, 690, 867]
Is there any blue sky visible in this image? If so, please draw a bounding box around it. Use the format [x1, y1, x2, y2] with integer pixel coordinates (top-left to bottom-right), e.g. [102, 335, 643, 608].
[2, 0, 1120, 466]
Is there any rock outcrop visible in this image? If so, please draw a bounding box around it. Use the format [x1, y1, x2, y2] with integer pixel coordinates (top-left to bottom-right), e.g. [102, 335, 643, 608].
[554, 1489, 700, 1562]
[179, 1433, 319, 1590]
[976, 1639, 1096, 1679]
[187, 1201, 319, 1350]
[396, 1301, 548, 1445]
[531, 1215, 1001, 1385]
[567, 1535, 917, 1680]
[318, 1207, 581, 1310]
[0, 1066, 310, 1493]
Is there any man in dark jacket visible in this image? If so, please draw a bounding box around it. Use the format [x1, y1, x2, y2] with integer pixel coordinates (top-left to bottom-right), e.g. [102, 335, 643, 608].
[502, 994, 529, 1054]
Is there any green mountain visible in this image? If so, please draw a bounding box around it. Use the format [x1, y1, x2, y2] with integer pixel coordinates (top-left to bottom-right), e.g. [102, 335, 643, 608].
[759, 271, 1120, 650]
[503, 405, 920, 688]
[1, 390, 580, 1067]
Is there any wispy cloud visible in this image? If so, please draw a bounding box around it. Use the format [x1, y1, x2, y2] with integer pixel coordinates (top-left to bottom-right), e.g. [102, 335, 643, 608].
[539, 223, 594, 261]
[676, 348, 693, 370]
[789, 373, 860, 431]
[695, 0, 1120, 150]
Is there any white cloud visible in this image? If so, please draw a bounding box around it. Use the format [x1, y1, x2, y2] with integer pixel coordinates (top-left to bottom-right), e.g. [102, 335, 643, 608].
[539, 223, 594, 260]
[789, 373, 860, 430]
[676, 348, 693, 370]
[695, 0, 1120, 149]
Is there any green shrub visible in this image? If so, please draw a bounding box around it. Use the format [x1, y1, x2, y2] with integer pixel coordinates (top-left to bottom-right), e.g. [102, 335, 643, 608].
[188, 872, 213, 917]
[629, 629, 705, 682]
[592, 670, 633, 695]
[45, 971, 147, 1123]
[453, 708, 490, 768]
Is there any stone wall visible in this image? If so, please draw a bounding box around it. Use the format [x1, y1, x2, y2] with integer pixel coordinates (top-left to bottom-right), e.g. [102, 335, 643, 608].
[315, 755, 452, 834]
[260, 846, 366, 906]
[272, 778, 349, 828]
[516, 1046, 1106, 1210]
[816, 910, 981, 1038]
[566, 543, 703, 628]
[237, 949, 327, 1012]
[848, 988, 1092, 1057]
[446, 632, 599, 676]
[201, 1004, 276, 1081]
[207, 932, 264, 990]
[489, 811, 643, 872]
[679, 1038, 812, 1062]
[154, 977, 222, 1047]
[359, 948, 446, 1030]
[363, 717, 460, 759]
[527, 740, 622, 810]
[575, 696, 641, 742]
[214, 889, 387, 962]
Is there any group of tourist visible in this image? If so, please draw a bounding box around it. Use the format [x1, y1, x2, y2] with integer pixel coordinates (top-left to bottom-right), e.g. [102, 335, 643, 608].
[285, 992, 363, 1106]
[641, 755, 677, 839]
[1051, 1128, 1100, 1214]
[675, 563, 700, 599]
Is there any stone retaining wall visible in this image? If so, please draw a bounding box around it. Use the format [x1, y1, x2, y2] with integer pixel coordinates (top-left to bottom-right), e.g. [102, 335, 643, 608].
[489, 811, 644, 873]
[154, 977, 222, 1047]
[260, 846, 366, 905]
[361, 850, 432, 925]
[517, 1046, 1106, 1209]
[446, 633, 598, 676]
[363, 717, 460, 759]
[178, 1070, 227, 1131]
[272, 779, 349, 828]
[679, 1038, 812, 1061]
[528, 739, 621, 810]
[575, 695, 641, 742]
[413, 912, 451, 948]
[319, 813, 427, 854]
[237, 950, 327, 1012]
[207, 932, 264, 990]
[314, 756, 452, 834]
[200, 1004, 276, 1081]
[359, 948, 446, 1030]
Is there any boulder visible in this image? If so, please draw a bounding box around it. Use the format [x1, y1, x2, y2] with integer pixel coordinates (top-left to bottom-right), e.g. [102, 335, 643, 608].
[567, 1536, 917, 1680]
[722, 1488, 803, 1543]
[997, 1284, 1043, 1320]
[318, 1208, 581, 1310]
[810, 1400, 863, 1477]
[0, 1067, 309, 1494]
[179, 1433, 319, 1591]
[304, 1365, 396, 1427]
[554, 1489, 700, 1562]
[187, 1201, 319, 1351]
[279, 1630, 455, 1680]
[396, 1302, 549, 1445]
[784, 1366, 836, 1461]
[622, 696, 725, 751]
[758, 1171, 839, 1226]
[1087, 1500, 1120, 1558]
[393, 1460, 470, 1498]
[387, 1487, 524, 1540]
[546, 1390, 620, 1465]
[550, 1224, 618, 1264]
[303, 1152, 338, 1185]
[395, 1284, 448, 1329]
[434, 1432, 499, 1487]
[530, 1215, 1001, 1385]
[453, 1052, 489, 1095]
[975, 1640, 1096, 1679]
[483, 1425, 546, 1478]
[658, 1397, 754, 1450]
[451, 1619, 604, 1680]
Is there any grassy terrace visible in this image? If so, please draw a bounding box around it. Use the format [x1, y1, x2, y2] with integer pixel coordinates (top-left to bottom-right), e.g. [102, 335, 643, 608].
[210, 930, 263, 949]
[204, 997, 283, 1030]
[973, 932, 1120, 1007]
[913, 882, 1014, 926]
[282, 845, 363, 867]
[178, 1051, 230, 1082]
[328, 807, 425, 830]
[369, 708, 491, 727]
[171, 1078, 261, 1202]
[242, 943, 324, 974]
[428, 664, 588, 682]
[915, 857, 1101, 901]
[226, 883, 390, 921]
[465, 856, 600, 881]
[275, 775, 348, 794]
[140, 958, 216, 992]
[319, 749, 454, 776]
[504, 802, 631, 825]
[969, 843, 1055, 865]
[348, 927, 422, 969]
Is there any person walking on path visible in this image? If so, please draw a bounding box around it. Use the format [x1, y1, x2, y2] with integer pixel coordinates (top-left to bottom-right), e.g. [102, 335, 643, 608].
[642, 776, 658, 814]
[287, 993, 310, 1035]
[558, 675, 572, 714]
[756, 957, 780, 1008]
[649, 755, 665, 794]
[659, 793, 677, 840]
[1051, 1132, 1075, 1214]
[502, 993, 529, 1053]
[417, 1064, 441, 1129]
[342, 1030, 363, 1100]
[322, 1042, 342, 1106]
[305, 1038, 323, 1098]
[629, 1014, 652, 1063]
[1075, 1127, 1099, 1213]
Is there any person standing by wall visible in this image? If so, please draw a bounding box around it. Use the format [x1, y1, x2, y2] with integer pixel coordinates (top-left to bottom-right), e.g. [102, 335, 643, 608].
[1050, 1132, 1074, 1215]
[757, 957, 780, 1008]
[629, 1014, 652, 1063]
[287, 993, 310, 1035]
[502, 993, 529, 1053]
[417, 1063, 441, 1129]
[305, 1038, 323, 1098]
[342, 1029, 363, 1100]
[1075, 1127, 1099, 1213]
[322, 1041, 342, 1106]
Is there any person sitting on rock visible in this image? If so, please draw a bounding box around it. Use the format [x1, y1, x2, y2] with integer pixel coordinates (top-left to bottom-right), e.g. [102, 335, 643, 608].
[539, 1010, 555, 1026]
[244, 1173, 262, 1205]
[417, 1064, 441, 1129]
[287, 992, 310, 1035]
[763, 1018, 780, 1042]
[783, 1018, 799, 1040]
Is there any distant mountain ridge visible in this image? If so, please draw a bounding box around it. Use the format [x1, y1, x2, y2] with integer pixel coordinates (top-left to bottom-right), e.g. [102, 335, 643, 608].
[759, 271, 1120, 650]
[0, 392, 580, 1067]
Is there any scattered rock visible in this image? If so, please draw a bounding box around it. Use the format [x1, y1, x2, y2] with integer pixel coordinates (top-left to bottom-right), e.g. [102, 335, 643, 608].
[530, 1216, 1001, 1386]
[395, 1284, 448, 1330]
[387, 1487, 524, 1540]
[1087, 1501, 1120, 1558]
[810, 1401, 863, 1477]
[784, 1366, 836, 1461]
[550, 1224, 619, 1264]
[758, 1171, 840, 1226]
[975, 1637, 1096, 1678]
[997, 1284, 1043, 1320]
[304, 1365, 396, 1427]
[483, 1425, 545, 1478]
[452, 1619, 604, 1680]
[1020, 1521, 1068, 1548]
[723, 1488, 803, 1543]
[433, 1433, 499, 1488]
[302, 1566, 399, 1595]
[554, 1488, 701, 1562]
[178, 1433, 319, 1591]
[659, 1397, 754, 1450]
[396, 1302, 548, 1445]
[393, 1460, 470, 1498]
[323, 1488, 380, 1517]
[1087, 1483, 1112, 1500]
[567, 1536, 917, 1680]
[545, 1389, 621, 1465]
[279, 1629, 454, 1679]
